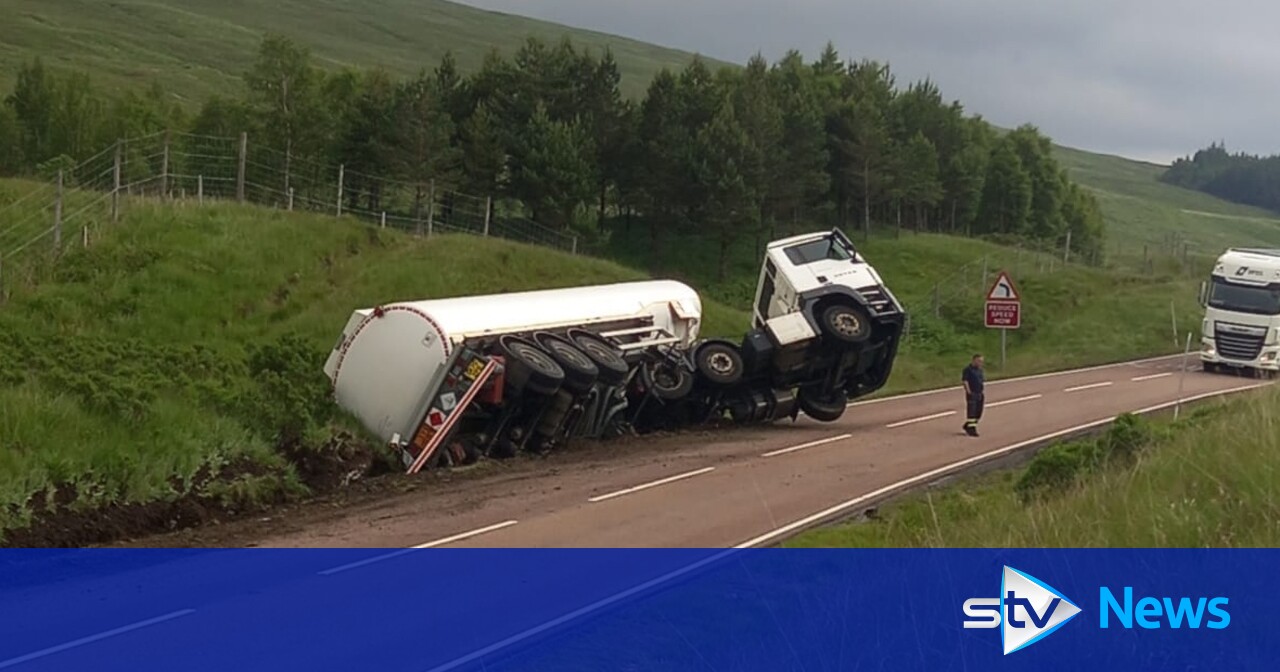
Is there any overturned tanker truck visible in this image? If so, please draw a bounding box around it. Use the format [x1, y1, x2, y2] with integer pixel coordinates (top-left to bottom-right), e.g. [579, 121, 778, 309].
[323, 228, 907, 472]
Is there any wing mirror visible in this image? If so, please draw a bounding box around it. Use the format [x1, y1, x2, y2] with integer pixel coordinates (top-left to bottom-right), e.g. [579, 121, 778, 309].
[1198, 281, 1208, 307]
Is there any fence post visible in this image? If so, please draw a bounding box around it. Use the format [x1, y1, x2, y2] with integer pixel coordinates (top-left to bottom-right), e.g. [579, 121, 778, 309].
[161, 130, 170, 200]
[381, 212, 387, 229]
[112, 140, 122, 223]
[1063, 230, 1072, 264]
[198, 175, 204, 205]
[427, 179, 437, 236]
[483, 196, 492, 237]
[236, 132, 247, 203]
[336, 164, 345, 217]
[572, 236, 578, 255]
[82, 224, 89, 248]
[1171, 299, 1178, 348]
[54, 169, 64, 249]
[288, 188, 294, 212]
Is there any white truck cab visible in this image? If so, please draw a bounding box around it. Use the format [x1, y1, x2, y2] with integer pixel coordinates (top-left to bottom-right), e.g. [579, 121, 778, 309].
[743, 227, 906, 419]
[1199, 248, 1280, 377]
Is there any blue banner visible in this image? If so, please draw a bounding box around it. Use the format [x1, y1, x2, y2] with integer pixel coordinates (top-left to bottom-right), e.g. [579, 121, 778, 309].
[0, 549, 1269, 671]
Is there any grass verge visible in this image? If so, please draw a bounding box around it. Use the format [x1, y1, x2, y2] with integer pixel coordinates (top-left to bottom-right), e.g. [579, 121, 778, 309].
[786, 387, 1277, 547]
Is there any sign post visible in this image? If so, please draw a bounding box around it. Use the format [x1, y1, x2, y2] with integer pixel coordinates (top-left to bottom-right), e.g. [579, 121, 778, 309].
[984, 271, 1022, 369]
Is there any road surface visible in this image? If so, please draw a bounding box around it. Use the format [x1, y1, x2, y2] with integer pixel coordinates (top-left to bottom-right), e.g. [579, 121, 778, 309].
[218, 354, 1268, 550]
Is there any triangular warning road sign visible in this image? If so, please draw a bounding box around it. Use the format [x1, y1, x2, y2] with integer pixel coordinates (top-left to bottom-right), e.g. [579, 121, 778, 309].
[986, 271, 1020, 301]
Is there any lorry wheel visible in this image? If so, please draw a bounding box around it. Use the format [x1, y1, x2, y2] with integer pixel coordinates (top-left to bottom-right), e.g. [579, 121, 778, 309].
[1202, 362, 1217, 374]
[535, 332, 599, 394]
[819, 303, 871, 344]
[695, 341, 744, 386]
[798, 388, 848, 422]
[498, 335, 565, 396]
[641, 359, 694, 401]
[567, 328, 630, 387]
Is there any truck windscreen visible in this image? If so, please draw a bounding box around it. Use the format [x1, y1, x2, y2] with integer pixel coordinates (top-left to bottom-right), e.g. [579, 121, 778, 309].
[784, 236, 854, 266]
[1209, 276, 1280, 315]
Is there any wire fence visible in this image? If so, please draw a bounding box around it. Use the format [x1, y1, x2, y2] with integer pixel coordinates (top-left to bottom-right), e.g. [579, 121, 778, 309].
[0, 130, 582, 298]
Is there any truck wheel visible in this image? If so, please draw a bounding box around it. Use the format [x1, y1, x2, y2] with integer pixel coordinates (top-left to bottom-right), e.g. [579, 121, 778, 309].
[498, 335, 565, 396]
[695, 341, 744, 386]
[1202, 362, 1217, 374]
[535, 332, 599, 394]
[641, 360, 694, 401]
[819, 303, 871, 344]
[798, 388, 848, 422]
[568, 328, 630, 386]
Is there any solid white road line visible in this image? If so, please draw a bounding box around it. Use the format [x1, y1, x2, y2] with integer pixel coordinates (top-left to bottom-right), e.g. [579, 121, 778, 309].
[762, 434, 853, 458]
[1132, 372, 1173, 382]
[885, 410, 957, 429]
[845, 353, 1184, 408]
[1063, 381, 1114, 393]
[0, 609, 197, 670]
[587, 467, 716, 503]
[735, 382, 1268, 549]
[987, 394, 1043, 408]
[317, 520, 519, 575]
[423, 380, 1270, 672]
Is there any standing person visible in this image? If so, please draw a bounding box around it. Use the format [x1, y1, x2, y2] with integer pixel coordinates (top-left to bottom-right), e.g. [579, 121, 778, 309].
[962, 354, 985, 437]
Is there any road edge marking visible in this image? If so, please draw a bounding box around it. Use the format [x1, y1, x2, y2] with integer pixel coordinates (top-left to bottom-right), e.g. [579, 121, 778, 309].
[762, 434, 853, 458]
[317, 520, 519, 575]
[0, 609, 197, 670]
[587, 467, 715, 503]
[737, 382, 1268, 549]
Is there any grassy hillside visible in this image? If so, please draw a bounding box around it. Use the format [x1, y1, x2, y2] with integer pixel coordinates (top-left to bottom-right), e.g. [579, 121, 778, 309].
[0, 195, 748, 545]
[1053, 144, 1280, 257]
[0, 0, 726, 102]
[788, 387, 1276, 547]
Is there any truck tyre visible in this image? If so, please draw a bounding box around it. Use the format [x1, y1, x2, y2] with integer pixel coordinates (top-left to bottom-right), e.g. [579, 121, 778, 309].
[798, 387, 848, 422]
[1202, 361, 1217, 374]
[535, 332, 599, 394]
[498, 335, 565, 396]
[819, 303, 871, 344]
[695, 341, 744, 386]
[641, 359, 694, 401]
[568, 328, 630, 387]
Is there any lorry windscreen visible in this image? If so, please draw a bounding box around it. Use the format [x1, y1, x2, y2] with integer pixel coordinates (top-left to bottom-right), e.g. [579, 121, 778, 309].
[1209, 276, 1280, 315]
[784, 236, 854, 266]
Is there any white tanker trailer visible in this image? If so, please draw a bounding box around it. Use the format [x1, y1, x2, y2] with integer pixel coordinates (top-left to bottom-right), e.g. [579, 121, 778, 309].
[324, 228, 906, 471]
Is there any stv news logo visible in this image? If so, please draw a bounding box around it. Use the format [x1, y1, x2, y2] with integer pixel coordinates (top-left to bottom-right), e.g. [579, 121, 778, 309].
[962, 565, 1233, 656]
[962, 566, 1082, 655]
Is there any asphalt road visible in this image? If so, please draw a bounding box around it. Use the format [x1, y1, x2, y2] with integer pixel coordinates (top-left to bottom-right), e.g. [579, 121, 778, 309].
[241, 354, 1268, 550]
[1, 355, 1269, 672]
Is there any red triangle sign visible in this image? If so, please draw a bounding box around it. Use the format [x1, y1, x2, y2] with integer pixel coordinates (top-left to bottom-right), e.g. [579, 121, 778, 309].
[986, 271, 1020, 301]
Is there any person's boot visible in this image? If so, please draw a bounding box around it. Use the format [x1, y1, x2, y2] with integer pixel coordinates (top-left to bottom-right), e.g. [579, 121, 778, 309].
[964, 424, 977, 437]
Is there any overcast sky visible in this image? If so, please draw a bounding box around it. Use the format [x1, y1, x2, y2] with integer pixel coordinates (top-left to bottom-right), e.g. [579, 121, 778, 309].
[458, 0, 1280, 165]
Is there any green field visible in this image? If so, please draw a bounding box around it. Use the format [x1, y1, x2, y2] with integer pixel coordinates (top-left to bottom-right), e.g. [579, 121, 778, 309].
[1052, 144, 1280, 259]
[0, 0, 726, 103]
[787, 387, 1277, 547]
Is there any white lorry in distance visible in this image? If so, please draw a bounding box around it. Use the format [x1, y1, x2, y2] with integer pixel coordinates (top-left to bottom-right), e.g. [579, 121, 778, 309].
[1198, 248, 1280, 378]
[324, 227, 907, 471]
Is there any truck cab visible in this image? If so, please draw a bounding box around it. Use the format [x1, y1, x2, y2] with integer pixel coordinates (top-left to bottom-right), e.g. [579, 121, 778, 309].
[1199, 248, 1280, 377]
[740, 227, 906, 420]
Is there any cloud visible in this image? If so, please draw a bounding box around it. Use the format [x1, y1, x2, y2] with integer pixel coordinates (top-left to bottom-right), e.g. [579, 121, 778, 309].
[458, 0, 1280, 164]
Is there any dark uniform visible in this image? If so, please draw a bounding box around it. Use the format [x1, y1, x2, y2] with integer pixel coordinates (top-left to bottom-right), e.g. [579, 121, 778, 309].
[962, 362, 985, 436]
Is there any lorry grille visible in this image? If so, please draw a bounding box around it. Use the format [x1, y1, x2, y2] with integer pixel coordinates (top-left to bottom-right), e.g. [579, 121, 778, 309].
[1214, 325, 1265, 361]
